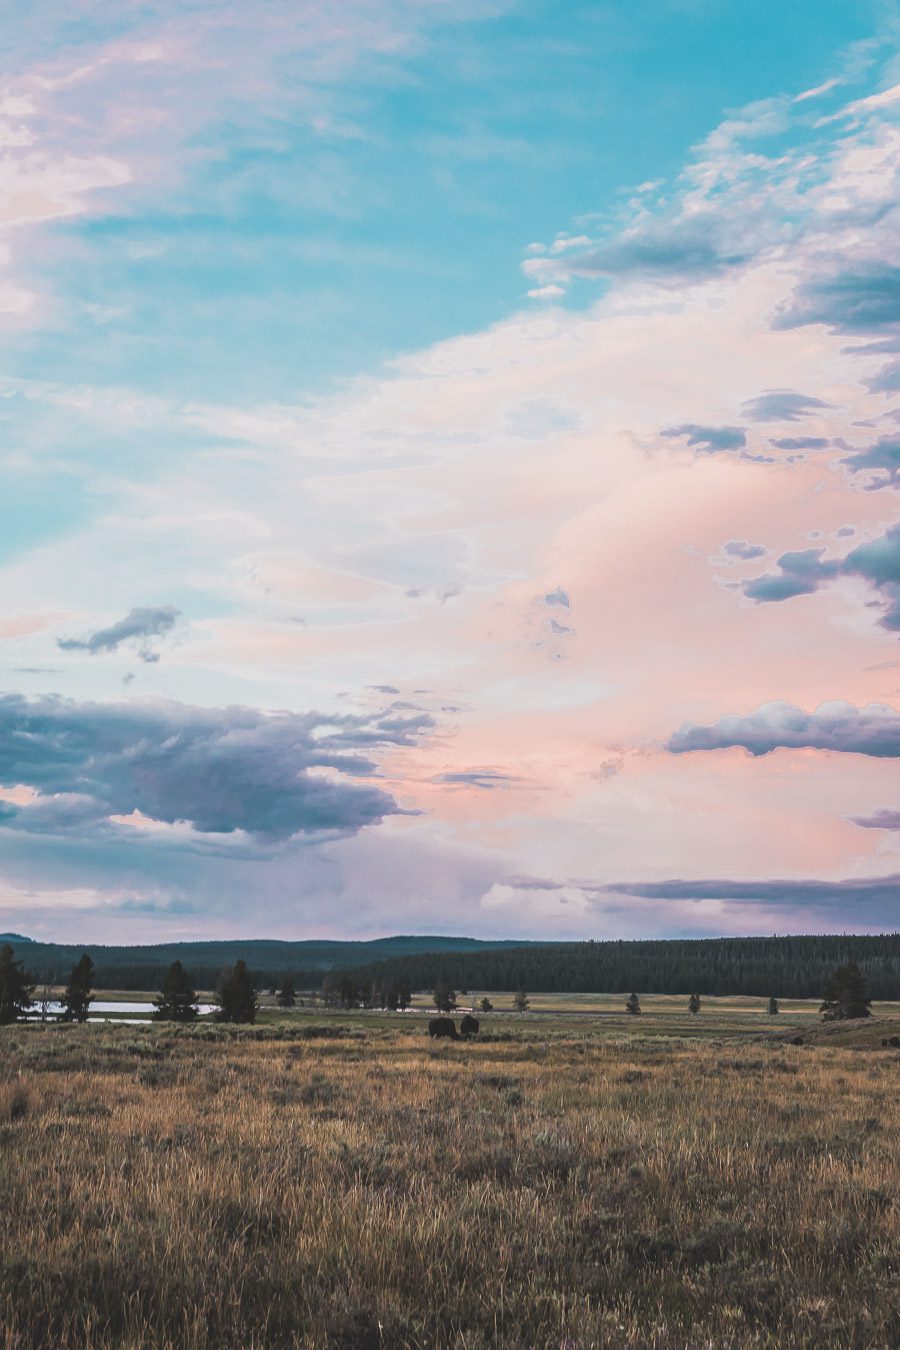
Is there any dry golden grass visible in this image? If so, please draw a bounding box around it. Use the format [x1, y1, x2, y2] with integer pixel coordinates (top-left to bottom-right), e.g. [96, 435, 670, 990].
[1, 1016, 898, 1349]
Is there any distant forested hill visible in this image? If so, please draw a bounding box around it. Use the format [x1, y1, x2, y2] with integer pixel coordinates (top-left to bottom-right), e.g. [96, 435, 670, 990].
[335, 933, 900, 1002]
[3, 934, 531, 990]
[6, 932, 898, 998]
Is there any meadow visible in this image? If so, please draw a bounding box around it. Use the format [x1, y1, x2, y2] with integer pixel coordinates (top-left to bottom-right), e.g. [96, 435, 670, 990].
[0, 1004, 897, 1349]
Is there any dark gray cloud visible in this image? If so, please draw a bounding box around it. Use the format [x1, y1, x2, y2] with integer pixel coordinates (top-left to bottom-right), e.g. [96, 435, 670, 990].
[866, 361, 900, 394]
[743, 548, 840, 601]
[722, 539, 767, 561]
[848, 808, 900, 830]
[667, 700, 900, 758]
[500, 868, 900, 926]
[661, 423, 747, 453]
[434, 769, 520, 790]
[0, 694, 426, 841]
[842, 528, 900, 628]
[742, 526, 900, 628]
[776, 263, 900, 333]
[58, 606, 180, 661]
[741, 390, 829, 422]
[544, 587, 570, 608]
[841, 437, 900, 490]
[770, 436, 830, 450]
[592, 872, 900, 911]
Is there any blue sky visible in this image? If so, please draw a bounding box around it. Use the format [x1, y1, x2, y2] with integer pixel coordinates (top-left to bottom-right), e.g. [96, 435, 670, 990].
[0, 0, 898, 941]
[3, 0, 884, 401]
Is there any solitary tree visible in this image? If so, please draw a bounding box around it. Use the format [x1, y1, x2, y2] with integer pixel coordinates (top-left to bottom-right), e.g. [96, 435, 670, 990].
[215, 960, 257, 1023]
[688, 992, 701, 1015]
[154, 961, 199, 1022]
[433, 982, 457, 1013]
[626, 992, 641, 1015]
[767, 996, 779, 1016]
[276, 978, 297, 1009]
[513, 989, 529, 1013]
[820, 962, 871, 1020]
[479, 997, 493, 1014]
[0, 944, 34, 1024]
[59, 954, 94, 1023]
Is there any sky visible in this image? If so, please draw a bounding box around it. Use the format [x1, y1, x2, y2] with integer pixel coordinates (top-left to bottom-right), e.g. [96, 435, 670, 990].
[0, 0, 899, 943]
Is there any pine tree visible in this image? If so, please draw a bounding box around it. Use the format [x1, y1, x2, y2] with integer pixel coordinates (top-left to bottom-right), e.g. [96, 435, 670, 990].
[276, 978, 297, 1009]
[820, 963, 871, 1020]
[154, 961, 199, 1022]
[0, 944, 34, 1024]
[480, 997, 493, 1013]
[60, 954, 94, 1023]
[688, 992, 701, 1015]
[767, 995, 779, 1015]
[433, 982, 456, 1013]
[626, 992, 641, 1015]
[215, 960, 257, 1023]
[513, 989, 529, 1013]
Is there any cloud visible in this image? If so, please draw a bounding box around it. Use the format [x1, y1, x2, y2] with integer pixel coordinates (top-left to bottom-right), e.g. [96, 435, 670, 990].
[543, 587, 570, 608]
[741, 390, 830, 421]
[660, 423, 746, 453]
[0, 693, 425, 841]
[667, 700, 900, 758]
[433, 769, 520, 790]
[848, 807, 900, 830]
[741, 526, 900, 627]
[777, 264, 900, 334]
[770, 436, 830, 450]
[742, 548, 840, 601]
[594, 872, 900, 911]
[57, 605, 180, 659]
[721, 539, 767, 561]
[841, 436, 900, 489]
[559, 218, 749, 284]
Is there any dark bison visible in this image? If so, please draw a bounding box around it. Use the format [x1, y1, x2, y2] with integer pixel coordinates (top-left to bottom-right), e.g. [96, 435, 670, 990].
[460, 1014, 480, 1040]
[429, 1017, 458, 1040]
[882, 1035, 900, 1048]
[791, 1036, 804, 1046]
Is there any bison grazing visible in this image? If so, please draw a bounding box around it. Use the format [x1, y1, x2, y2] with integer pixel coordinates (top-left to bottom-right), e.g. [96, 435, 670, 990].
[429, 1017, 459, 1040]
[460, 1014, 480, 1040]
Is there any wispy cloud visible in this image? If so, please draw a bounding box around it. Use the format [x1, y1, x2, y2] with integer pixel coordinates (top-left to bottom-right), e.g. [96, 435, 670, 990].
[660, 424, 747, 453]
[741, 390, 830, 422]
[848, 807, 900, 829]
[668, 701, 900, 758]
[57, 605, 180, 660]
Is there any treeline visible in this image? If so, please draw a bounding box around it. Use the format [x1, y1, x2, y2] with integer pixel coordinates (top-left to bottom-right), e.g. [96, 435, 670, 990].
[4, 935, 530, 991]
[332, 934, 900, 1002]
[1, 944, 266, 1026]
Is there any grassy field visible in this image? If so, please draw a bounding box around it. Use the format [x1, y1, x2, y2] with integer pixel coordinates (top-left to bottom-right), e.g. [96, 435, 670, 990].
[1, 1009, 898, 1349]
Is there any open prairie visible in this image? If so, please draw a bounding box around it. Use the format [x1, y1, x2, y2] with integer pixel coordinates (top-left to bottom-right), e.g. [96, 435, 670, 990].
[1, 1010, 898, 1349]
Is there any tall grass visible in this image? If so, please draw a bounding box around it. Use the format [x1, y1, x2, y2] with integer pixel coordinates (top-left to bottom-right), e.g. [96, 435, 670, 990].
[0, 1019, 897, 1347]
